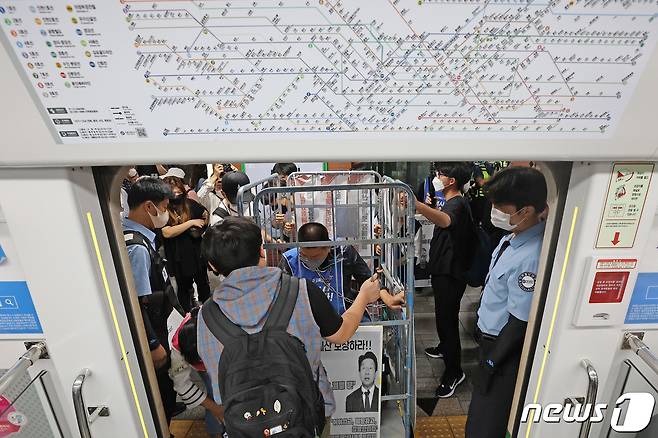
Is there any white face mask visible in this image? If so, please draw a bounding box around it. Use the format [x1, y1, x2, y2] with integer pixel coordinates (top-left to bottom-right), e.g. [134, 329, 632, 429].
[148, 203, 170, 229]
[432, 176, 445, 193]
[491, 207, 525, 231]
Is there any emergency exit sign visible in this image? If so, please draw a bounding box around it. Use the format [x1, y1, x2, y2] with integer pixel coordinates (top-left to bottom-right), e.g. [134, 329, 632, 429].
[596, 163, 654, 249]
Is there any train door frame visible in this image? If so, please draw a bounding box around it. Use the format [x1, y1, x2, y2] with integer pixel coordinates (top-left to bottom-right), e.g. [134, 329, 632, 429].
[92, 166, 170, 435]
[519, 161, 658, 438]
[92, 161, 575, 438]
[0, 166, 161, 437]
[508, 162, 573, 435]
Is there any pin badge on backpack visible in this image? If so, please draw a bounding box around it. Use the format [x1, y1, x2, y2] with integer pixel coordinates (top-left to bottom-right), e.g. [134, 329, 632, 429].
[274, 400, 281, 413]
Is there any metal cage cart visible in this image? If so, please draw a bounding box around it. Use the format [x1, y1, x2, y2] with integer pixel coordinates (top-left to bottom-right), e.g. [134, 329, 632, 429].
[250, 177, 416, 437]
[288, 170, 382, 186]
[236, 173, 281, 218]
[235, 173, 285, 265]
[286, 170, 383, 272]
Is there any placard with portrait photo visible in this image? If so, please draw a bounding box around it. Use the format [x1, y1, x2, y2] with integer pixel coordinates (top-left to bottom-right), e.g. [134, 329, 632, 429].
[321, 325, 383, 437]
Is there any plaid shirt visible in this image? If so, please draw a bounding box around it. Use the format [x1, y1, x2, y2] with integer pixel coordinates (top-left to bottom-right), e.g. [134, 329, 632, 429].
[197, 266, 336, 416]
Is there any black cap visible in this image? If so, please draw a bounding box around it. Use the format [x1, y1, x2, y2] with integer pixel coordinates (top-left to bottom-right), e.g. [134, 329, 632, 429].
[221, 171, 253, 204]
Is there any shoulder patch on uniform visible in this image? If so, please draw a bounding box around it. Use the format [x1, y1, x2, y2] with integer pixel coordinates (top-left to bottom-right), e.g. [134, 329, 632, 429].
[518, 272, 536, 292]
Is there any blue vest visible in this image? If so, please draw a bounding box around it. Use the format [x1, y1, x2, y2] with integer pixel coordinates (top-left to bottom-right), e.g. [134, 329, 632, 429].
[283, 248, 347, 315]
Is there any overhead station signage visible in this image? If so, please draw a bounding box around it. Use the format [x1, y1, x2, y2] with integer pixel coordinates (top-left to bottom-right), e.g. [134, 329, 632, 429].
[2, 1, 658, 143]
[596, 163, 654, 249]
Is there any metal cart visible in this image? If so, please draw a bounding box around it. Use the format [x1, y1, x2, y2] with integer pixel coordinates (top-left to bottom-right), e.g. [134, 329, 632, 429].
[249, 176, 416, 437]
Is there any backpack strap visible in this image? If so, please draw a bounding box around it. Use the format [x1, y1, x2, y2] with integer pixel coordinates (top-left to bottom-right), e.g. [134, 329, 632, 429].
[123, 230, 154, 254]
[124, 229, 186, 315]
[212, 204, 232, 220]
[201, 274, 298, 344]
[201, 297, 247, 345]
[264, 274, 299, 331]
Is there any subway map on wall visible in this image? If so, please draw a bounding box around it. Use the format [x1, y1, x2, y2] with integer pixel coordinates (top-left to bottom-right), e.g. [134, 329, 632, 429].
[1, 0, 657, 143]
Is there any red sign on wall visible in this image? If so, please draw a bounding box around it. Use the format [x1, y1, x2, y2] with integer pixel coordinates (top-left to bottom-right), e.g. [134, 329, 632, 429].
[589, 271, 630, 303]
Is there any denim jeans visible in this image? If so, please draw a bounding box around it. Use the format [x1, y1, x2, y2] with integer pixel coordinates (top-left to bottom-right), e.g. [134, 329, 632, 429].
[199, 371, 225, 436]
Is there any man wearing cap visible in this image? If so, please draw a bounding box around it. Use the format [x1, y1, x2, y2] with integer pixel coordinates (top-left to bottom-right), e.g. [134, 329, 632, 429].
[210, 171, 254, 225]
[345, 351, 380, 413]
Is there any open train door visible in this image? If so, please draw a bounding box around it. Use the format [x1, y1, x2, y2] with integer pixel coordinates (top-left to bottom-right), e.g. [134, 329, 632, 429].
[517, 162, 658, 438]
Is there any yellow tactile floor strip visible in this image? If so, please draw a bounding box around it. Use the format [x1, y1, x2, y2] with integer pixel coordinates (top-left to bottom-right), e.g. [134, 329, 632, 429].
[173, 415, 469, 437]
[187, 421, 214, 437]
[415, 416, 468, 438]
[170, 420, 196, 437]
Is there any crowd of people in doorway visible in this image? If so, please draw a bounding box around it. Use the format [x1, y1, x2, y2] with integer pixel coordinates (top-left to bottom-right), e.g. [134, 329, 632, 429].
[120, 160, 547, 438]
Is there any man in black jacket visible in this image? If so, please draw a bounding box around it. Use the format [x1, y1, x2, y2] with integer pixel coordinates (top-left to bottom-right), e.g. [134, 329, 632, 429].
[414, 162, 476, 398]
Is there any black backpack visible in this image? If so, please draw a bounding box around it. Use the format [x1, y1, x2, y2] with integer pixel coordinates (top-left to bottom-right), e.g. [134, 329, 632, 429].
[460, 200, 492, 288]
[465, 224, 492, 287]
[201, 274, 326, 438]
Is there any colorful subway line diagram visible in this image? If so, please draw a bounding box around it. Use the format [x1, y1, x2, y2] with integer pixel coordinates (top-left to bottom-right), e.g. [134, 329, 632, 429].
[120, 0, 658, 136]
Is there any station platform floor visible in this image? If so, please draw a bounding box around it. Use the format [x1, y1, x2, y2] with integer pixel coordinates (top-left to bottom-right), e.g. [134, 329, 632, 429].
[170, 285, 481, 437]
[170, 414, 469, 438]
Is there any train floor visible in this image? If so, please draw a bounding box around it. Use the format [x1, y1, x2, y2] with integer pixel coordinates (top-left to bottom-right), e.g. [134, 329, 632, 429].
[169, 285, 480, 437]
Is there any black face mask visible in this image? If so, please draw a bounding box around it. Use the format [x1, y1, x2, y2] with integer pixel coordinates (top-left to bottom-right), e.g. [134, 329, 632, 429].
[171, 194, 186, 205]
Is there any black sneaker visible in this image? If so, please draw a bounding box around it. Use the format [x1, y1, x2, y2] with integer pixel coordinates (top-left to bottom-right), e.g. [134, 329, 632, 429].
[424, 346, 444, 359]
[435, 372, 466, 398]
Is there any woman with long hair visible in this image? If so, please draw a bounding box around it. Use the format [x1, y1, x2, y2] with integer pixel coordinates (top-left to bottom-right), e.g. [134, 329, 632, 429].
[161, 176, 211, 312]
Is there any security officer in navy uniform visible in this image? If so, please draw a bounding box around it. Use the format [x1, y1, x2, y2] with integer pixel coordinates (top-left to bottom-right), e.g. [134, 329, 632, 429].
[122, 177, 180, 429]
[466, 167, 548, 438]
